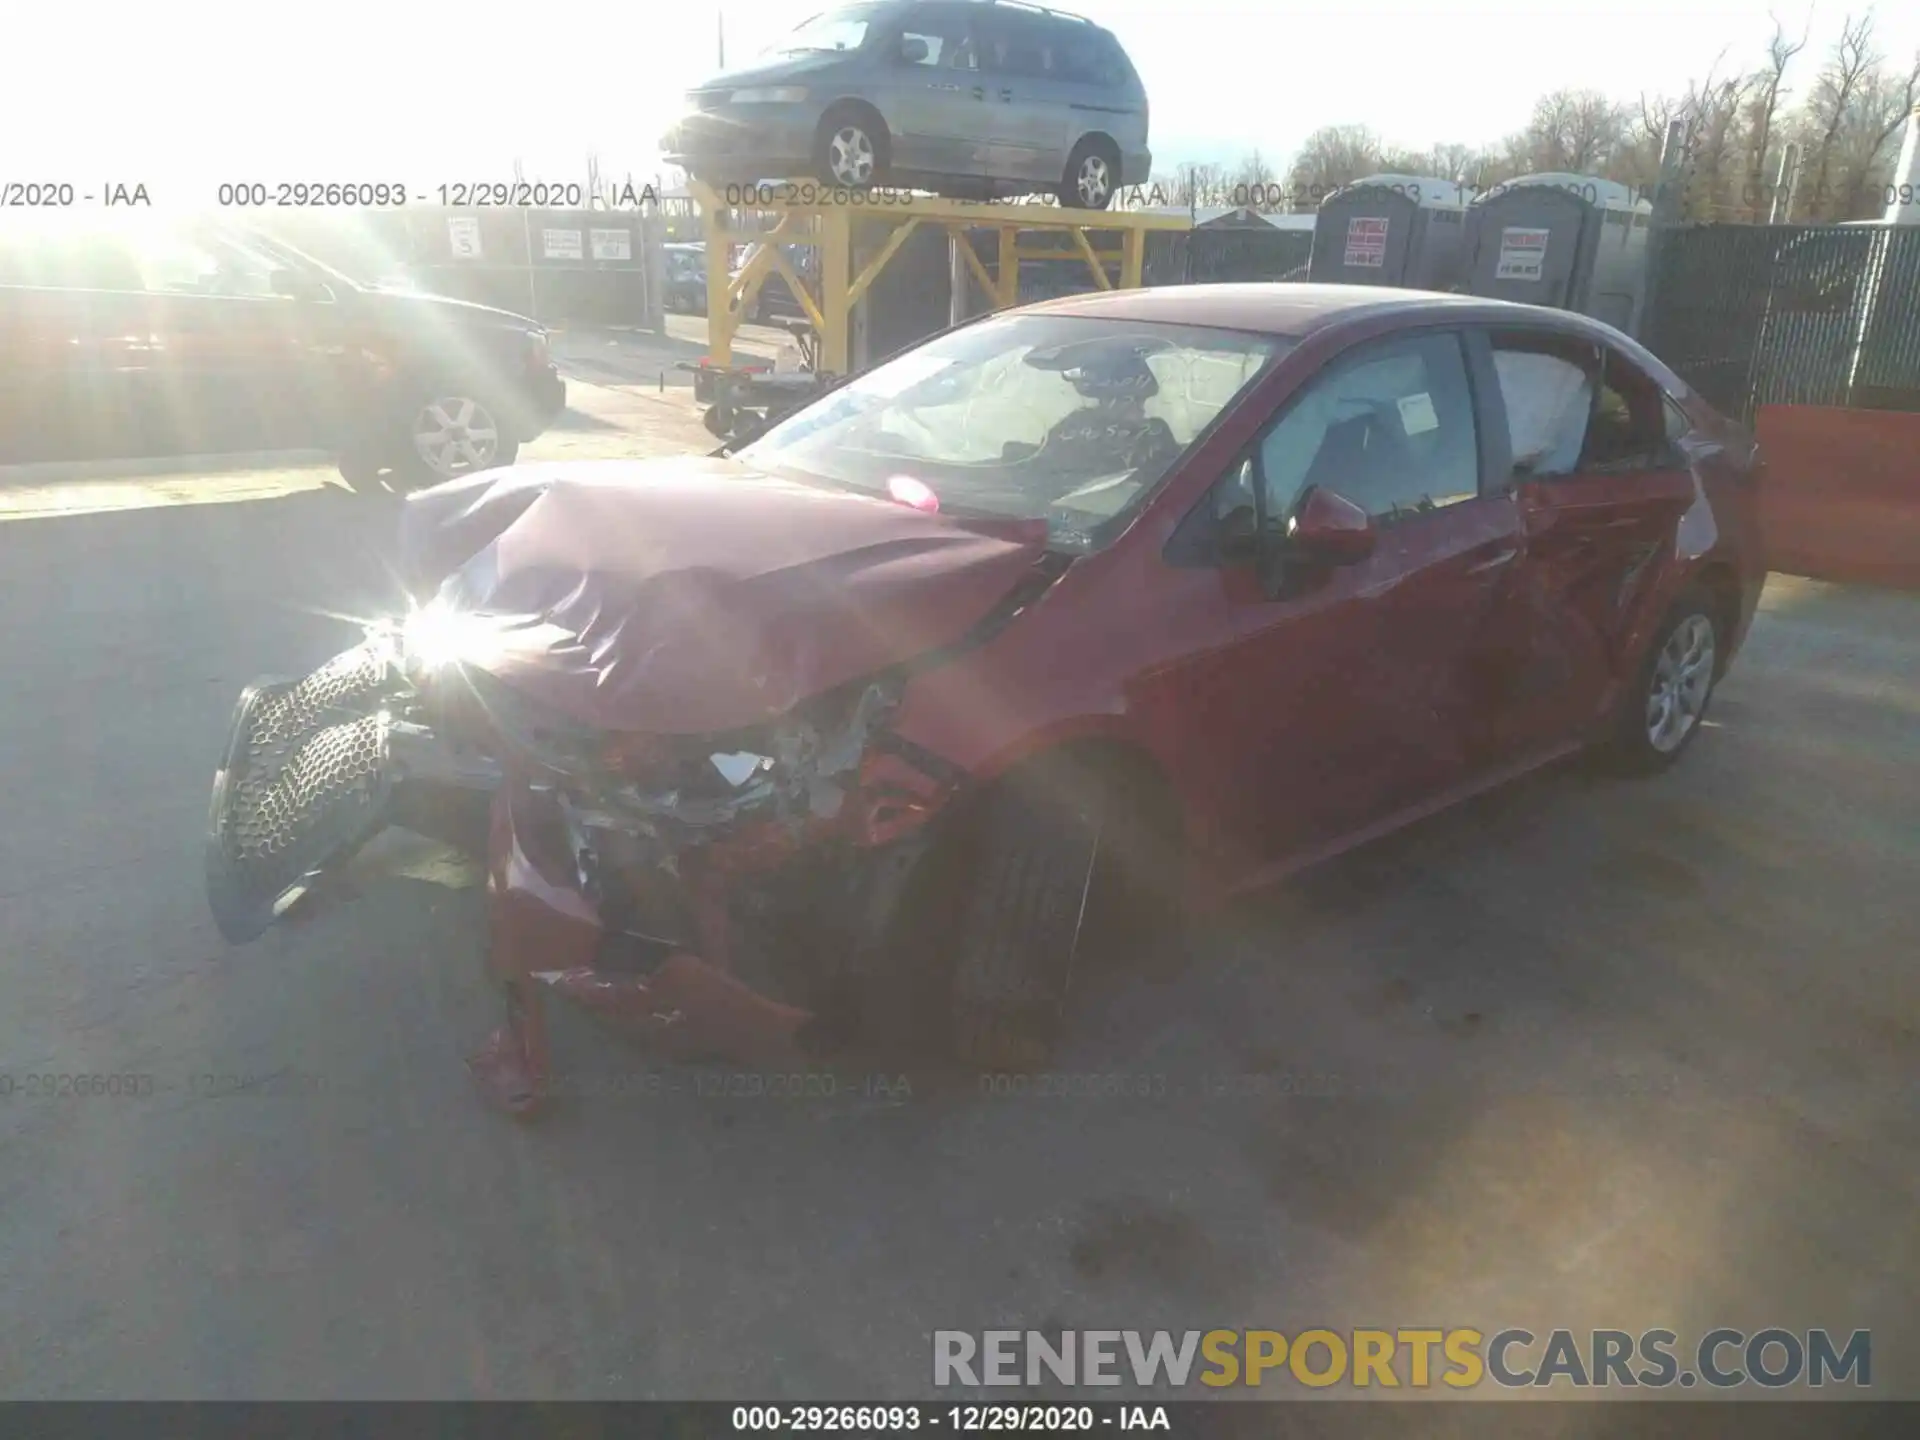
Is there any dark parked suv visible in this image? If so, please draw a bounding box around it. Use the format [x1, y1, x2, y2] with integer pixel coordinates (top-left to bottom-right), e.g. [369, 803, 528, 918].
[663, 0, 1151, 209]
[0, 218, 565, 487]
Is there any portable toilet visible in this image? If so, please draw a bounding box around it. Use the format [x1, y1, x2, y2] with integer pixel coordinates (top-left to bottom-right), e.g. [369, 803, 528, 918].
[1464, 173, 1652, 328]
[1308, 174, 1472, 290]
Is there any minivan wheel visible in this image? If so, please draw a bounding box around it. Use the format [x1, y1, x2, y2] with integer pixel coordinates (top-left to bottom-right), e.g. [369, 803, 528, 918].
[1605, 586, 1721, 774]
[815, 109, 886, 188]
[1062, 139, 1119, 210]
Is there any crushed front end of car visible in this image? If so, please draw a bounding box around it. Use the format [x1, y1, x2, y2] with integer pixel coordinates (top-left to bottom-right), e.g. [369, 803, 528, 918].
[205, 459, 1063, 1116]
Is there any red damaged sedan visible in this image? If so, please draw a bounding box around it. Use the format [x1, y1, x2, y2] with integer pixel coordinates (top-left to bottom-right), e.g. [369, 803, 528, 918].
[206, 284, 1765, 1115]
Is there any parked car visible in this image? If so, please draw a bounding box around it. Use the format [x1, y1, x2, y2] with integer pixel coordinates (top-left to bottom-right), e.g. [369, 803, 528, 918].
[664, 243, 709, 313]
[0, 217, 565, 487]
[204, 284, 1763, 1115]
[661, 0, 1151, 209]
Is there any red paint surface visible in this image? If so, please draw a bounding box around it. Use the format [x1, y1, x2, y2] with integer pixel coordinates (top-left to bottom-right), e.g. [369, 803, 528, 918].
[1755, 406, 1920, 590]
[435, 292, 1768, 1095]
[399, 459, 1046, 734]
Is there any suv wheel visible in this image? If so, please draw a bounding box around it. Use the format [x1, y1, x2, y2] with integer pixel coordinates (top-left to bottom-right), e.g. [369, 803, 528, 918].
[1062, 139, 1119, 210]
[1607, 586, 1721, 773]
[816, 110, 886, 187]
[402, 394, 516, 486]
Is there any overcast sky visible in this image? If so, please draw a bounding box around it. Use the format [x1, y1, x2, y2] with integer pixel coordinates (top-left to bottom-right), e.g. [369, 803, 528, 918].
[4, 1, 1916, 204]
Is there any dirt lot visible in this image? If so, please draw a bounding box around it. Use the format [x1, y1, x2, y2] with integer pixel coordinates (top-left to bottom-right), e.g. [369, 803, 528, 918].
[1, 344, 1915, 1399]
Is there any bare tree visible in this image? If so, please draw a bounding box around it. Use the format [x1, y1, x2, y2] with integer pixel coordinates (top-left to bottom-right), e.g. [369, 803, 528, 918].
[1232, 147, 1281, 198]
[1285, 125, 1385, 206]
[585, 151, 604, 209]
[1680, 69, 1756, 220]
[1795, 14, 1884, 220]
[1504, 88, 1631, 175]
[1174, 160, 1228, 207]
[1740, 18, 1810, 218]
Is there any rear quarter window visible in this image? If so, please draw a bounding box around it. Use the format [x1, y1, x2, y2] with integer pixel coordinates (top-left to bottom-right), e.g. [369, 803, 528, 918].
[1059, 29, 1126, 86]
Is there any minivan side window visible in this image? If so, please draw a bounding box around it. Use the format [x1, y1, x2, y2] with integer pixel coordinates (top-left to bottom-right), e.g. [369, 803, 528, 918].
[977, 14, 1054, 78]
[1059, 30, 1122, 86]
[897, 14, 974, 69]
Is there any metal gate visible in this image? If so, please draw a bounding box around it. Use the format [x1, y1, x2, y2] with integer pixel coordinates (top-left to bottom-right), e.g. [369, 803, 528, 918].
[1644, 223, 1920, 418]
[1147, 227, 1315, 285]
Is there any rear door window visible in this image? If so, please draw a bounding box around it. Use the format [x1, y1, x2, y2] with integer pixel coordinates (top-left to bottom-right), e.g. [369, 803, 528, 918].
[1488, 328, 1600, 480]
[897, 8, 976, 70]
[1584, 348, 1673, 471]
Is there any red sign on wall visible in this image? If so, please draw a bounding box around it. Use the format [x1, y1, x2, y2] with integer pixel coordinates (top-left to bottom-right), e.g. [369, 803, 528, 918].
[1344, 216, 1389, 267]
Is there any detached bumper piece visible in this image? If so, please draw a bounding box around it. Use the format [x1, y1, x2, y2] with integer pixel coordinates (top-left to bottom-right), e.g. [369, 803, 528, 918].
[204, 644, 402, 945]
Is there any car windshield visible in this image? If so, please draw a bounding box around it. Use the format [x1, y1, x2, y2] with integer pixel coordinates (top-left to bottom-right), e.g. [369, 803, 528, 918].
[770, 8, 873, 54]
[736, 313, 1287, 553]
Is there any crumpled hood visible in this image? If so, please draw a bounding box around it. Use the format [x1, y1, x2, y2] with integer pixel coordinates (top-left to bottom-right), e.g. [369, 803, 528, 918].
[397, 458, 1050, 736]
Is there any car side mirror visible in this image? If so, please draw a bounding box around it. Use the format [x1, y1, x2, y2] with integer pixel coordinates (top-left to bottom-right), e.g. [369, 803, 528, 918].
[1287, 485, 1376, 566]
[899, 35, 929, 63]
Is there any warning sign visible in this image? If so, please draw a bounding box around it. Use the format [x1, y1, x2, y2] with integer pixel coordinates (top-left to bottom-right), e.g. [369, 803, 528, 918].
[447, 216, 482, 259]
[1344, 216, 1389, 268]
[542, 228, 584, 261]
[590, 227, 632, 262]
[1496, 226, 1550, 282]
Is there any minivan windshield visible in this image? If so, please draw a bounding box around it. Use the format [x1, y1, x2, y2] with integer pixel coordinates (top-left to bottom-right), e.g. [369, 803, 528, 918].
[737, 313, 1287, 553]
[768, 8, 875, 55]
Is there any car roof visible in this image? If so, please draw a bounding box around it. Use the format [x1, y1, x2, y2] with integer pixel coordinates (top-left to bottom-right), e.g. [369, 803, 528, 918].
[1016, 282, 1690, 399]
[1020, 282, 1599, 340]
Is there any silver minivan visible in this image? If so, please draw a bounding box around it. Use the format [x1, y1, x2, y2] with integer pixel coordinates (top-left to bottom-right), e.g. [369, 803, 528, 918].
[661, 0, 1151, 210]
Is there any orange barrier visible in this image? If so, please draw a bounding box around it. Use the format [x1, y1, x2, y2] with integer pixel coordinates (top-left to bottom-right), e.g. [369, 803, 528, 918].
[1755, 406, 1920, 591]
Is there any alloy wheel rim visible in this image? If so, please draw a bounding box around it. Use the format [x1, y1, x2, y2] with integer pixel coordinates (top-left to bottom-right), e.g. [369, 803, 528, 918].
[829, 128, 875, 184]
[1646, 613, 1716, 753]
[412, 397, 500, 476]
[1077, 155, 1111, 206]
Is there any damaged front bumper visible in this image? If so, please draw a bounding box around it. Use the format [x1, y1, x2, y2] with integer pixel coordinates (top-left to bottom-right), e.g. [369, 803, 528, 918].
[205, 623, 964, 1115]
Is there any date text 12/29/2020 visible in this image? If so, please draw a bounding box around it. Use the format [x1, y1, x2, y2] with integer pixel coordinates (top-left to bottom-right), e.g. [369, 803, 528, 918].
[730, 1405, 1171, 1432]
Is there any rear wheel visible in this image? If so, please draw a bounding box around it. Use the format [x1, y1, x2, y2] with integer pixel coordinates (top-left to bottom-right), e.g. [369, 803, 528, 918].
[1606, 586, 1721, 774]
[1061, 138, 1120, 210]
[367, 392, 518, 491]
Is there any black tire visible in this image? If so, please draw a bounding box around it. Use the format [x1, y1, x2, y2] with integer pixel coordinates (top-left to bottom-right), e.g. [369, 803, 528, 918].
[336, 445, 384, 491]
[1604, 584, 1723, 775]
[814, 107, 888, 189]
[1061, 138, 1120, 210]
[946, 757, 1181, 1069]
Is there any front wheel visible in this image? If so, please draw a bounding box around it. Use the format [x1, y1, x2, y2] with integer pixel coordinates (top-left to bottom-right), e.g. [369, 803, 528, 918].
[1605, 586, 1721, 774]
[815, 111, 886, 188]
[945, 761, 1181, 1069]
